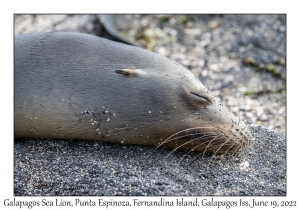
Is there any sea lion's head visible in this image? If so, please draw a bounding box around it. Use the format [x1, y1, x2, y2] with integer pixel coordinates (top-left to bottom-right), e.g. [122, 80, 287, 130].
[114, 62, 253, 155]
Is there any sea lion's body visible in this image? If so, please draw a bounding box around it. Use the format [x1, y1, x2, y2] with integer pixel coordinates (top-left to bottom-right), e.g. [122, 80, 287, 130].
[15, 32, 252, 154]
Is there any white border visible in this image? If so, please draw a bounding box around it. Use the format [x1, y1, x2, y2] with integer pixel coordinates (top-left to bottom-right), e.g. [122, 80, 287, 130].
[1, 1, 297, 209]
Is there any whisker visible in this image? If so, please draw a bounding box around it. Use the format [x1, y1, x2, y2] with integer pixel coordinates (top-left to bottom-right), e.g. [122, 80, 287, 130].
[207, 137, 232, 166]
[219, 141, 237, 165]
[145, 133, 199, 156]
[231, 144, 242, 159]
[162, 127, 217, 144]
[161, 131, 218, 147]
[146, 127, 219, 158]
[224, 144, 242, 168]
[202, 134, 222, 159]
[176, 138, 218, 167]
[164, 134, 219, 161]
[144, 120, 253, 166]
[183, 136, 224, 168]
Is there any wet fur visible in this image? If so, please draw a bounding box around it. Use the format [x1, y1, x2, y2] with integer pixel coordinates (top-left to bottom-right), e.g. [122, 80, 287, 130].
[14, 32, 253, 156]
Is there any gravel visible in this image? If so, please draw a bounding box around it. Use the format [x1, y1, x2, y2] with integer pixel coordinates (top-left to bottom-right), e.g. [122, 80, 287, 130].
[14, 124, 286, 196]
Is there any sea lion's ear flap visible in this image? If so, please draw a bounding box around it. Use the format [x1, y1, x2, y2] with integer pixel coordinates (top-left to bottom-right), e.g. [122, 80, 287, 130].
[115, 68, 145, 77]
[115, 69, 135, 76]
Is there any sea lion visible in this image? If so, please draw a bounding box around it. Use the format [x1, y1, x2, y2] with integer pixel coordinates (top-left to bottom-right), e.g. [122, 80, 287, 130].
[14, 32, 253, 154]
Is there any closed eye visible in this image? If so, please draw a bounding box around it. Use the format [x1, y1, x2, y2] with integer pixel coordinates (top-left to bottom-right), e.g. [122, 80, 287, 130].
[190, 92, 212, 104]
